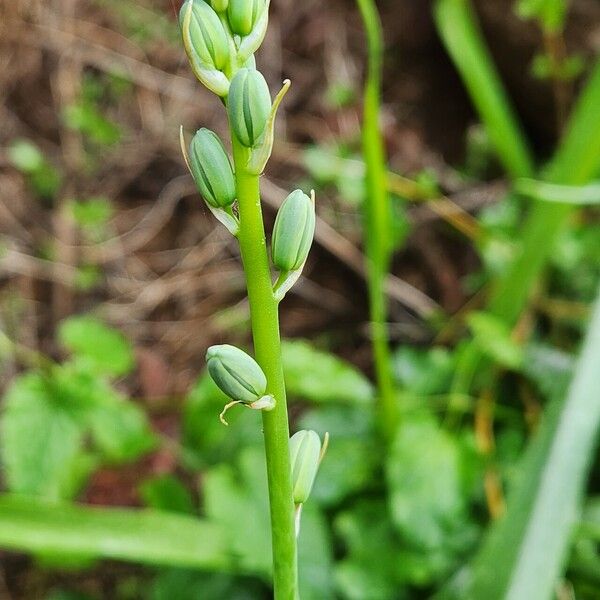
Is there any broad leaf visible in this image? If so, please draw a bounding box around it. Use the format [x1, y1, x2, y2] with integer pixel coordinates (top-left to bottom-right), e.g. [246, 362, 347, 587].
[0, 373, 89, 499]
[282, 339, 374, 405]
[58, 315, 134, 377]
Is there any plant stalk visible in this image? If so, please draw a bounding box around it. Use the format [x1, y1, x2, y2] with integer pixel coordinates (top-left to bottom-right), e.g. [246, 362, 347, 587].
[356, 0, 397, 442]
[230, 137, 298, 600]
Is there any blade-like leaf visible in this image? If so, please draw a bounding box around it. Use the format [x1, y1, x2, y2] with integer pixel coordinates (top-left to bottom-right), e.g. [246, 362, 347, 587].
[0, 495, 229, 570]
[467, 281, 600, 600]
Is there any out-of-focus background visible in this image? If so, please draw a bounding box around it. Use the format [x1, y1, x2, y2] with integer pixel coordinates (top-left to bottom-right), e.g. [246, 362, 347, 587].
[0, 0, 599, 598]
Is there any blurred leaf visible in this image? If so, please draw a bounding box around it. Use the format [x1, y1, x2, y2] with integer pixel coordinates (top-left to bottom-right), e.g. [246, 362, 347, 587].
[58, 315, 135, 377]
[8, 139, 45, 172]
[150, 570, 265, 600]
[282, 340, 374, 405]
[63, 103, 121, 146]
[0, 373, 89, 499]
[466, 284, 600, 600]
[8, 138, 62, 198]
[392, 346, 454, 395]
[74, 265, 103, 291]
[522, 343, 574, 401]
[139, 475, 195, 515]
[0, 494, 228, 569]
[299, 406, 378, 506]
[324, 81, 356, 108]
[386, 412, 478, 581]
[298, 503, 335, 599]
[467, 311, 524, 370]
[515, 0, 567, 32]
[203, 446, 272, 578]
[530, 53, 585, 81]
[515, 178, 600, 204]
[86, 390, 156, 463]
[69, 197, 113, 230]
[334, 500, 407, 600]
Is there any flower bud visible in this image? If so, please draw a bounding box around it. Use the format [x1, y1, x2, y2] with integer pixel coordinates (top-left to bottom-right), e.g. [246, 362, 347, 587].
[271, 190, 315, 272]
[206, 344, 267, 404]
[189, 129, 236, 209]
[227, 68, 271, 147]
[227, 0, 265, 37]
[290, 430, 321, 504]
[179, 0, 229, 72]
[209, 0, 228, 12]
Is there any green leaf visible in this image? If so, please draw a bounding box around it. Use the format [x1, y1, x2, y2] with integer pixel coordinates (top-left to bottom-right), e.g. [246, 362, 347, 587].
[0, 494, 228, 569]
[8, 139, 45, 172]
[202, 446, 272, 578]
[466, 283, 600, 600]
[282, 340, 374, 405]
[69, 197, 113, 229]
[139, 475, 195, 515]
[0, 373, 89, 499]
[386, 412, 478, 581]
[62, 103, 121, 146]
[334, 500, 407, 600]
[298, 503, 335, 600]
[298, 406, 378, 506]
[86, 390, 157, 463]
[150, 570, 266, 600]
[466, 311, 524, 370]
[58, 315, 135, 377]
[515, 178, 600, 205]
[392, 346, 454, 395]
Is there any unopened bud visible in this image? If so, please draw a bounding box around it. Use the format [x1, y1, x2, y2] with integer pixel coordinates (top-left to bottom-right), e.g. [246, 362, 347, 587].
[209, 0, 228, 12]
[206, 344, 267, 404]
[272, 190, 315, 272]
[227, 68, 271, 147]
[227, 0, 265, 37]
[179, 0, 230, 72]
[290, 430, 322, 504]
[189, 129, 236, 209]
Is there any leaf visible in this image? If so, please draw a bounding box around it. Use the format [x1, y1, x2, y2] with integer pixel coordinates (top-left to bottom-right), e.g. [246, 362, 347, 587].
[522, 343, 574, 401]
[58, 315, 135, 377]
[465, 283, 600, 600]
[0, 494, 228, 570]
[298, 503, 335, 600]
[334, 500, 407, 600]
[298, 406, 378, 506]
[392, 346, 455, 395]
[87, 391, 157, 463]
[0, 373, 89, 499]
[69, 197, 113, 230]
[466, 311, 524, 370]
[386, 412, 478, 583]
[282, 340, 374, 405]
[202, 446, 272, 578]
[515, 178, 600, 205]
[139, 475, 195, 515]
[150, 570, 266, 600]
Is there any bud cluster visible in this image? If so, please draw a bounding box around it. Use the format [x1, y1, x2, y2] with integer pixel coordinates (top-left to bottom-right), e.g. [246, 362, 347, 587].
[179, 1, 317, 428]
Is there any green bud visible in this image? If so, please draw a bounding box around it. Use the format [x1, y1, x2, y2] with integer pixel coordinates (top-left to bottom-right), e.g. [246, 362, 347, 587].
[206, 344, 267, 404]
[189, 129, 236, 209]
[272, 190, 315, 272]
[227, 68, 271, 147]
[209, 0, 228, 12]
[179, 0, 229, 72]
[290, 430, 321, 504]
[227, 0, 265, 37]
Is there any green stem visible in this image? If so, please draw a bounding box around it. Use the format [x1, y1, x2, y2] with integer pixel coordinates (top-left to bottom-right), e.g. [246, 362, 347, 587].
[230, 138, 298, 599]
[356, 0, 397, 442]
